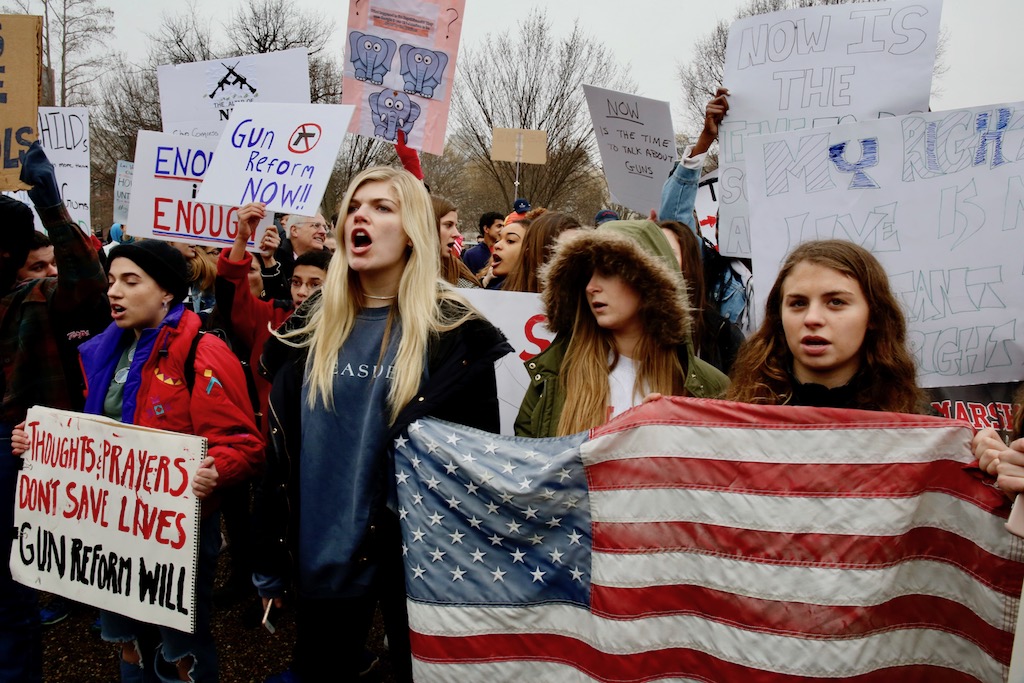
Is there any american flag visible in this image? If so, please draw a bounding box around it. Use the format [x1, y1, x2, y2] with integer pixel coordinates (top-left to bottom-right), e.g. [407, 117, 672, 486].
[393, 397, 1024, 682]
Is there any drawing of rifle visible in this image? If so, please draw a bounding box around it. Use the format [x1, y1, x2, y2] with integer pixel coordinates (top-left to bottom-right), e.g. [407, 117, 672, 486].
[209, 63, 257, 98]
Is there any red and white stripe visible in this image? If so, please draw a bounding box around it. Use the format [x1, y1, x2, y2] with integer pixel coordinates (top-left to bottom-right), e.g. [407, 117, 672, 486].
[410, 398, 1024, 682]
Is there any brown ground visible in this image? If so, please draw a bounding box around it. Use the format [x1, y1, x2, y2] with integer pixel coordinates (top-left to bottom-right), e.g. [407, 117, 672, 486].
[40, 551, 397, 682]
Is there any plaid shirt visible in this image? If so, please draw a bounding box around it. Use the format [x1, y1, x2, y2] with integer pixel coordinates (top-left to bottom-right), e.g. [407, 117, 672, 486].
[0, 205, 109, 424]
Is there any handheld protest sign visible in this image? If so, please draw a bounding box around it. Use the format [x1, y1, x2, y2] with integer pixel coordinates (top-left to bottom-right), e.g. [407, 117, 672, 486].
[113, 160, 133, 225]
[127, 130, 274, 251]
[717, 0, 942, 258]
[12, 407, 206, 633]
[0, 14, 42, 191]
[342, 0, 467, 155]
[196, 102, 353, 217]
[584, 85, 677, 216]
[491, 128, 547, 165]
[158, 48, 311, 139]
[744, 100, 1024, 388]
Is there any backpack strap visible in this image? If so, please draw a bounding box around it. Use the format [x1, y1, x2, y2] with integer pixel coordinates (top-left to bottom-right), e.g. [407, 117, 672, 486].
[184, 330, 263, 430]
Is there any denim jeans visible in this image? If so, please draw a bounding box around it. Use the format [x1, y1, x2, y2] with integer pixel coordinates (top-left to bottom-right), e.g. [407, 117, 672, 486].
[101, 512, 221, 683]
[0, 423, 42, 683]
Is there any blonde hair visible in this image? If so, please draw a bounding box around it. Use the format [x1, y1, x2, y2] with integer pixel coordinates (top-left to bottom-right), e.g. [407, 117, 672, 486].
[186, 247, 217, 291]
[276, 166, 475, 423]
[556, 282, 686, 436]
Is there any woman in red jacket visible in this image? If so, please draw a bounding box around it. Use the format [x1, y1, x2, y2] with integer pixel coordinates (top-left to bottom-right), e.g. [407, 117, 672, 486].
[14, 240, 264, 682]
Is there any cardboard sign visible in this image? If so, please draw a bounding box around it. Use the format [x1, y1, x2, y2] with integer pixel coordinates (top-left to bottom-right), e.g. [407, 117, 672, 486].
[461, 289, 552, 434]
[12, 407, 205, 633]
[694, 168, 719, 244]
[342, 0, 467, 155]
[196, 102, 353, 217]
[158, 48, 311, 139]
[744, 101, 1024, 388]
[0, 14, 42, 190]
[127, 130, 273, 250]
[584, 85, 677, 215]
[491, 128, 547, 165]
[718, 0, 941, 257]
[113, 160, 133, 224]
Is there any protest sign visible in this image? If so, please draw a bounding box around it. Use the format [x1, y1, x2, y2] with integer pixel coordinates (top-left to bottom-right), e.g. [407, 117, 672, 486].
[127, 130, 274, 250]
[3, 107, 91, 234]
[584, 85, 677, 215]
[196, 102, 353, 217]
[744, 101, 1024, 388]
[718, 0, 941, 258]
[113, 160, 133, 224]
[461, 289, 552, 435]
[694, 169, 719, 243]
[12, 406, 205, 633]
[491, 128, 547, 165]
[342, 0, 467, 154]
[0, 14, 42, 190]
[38, 107, 90, 233]
[157, 48, 311, 139]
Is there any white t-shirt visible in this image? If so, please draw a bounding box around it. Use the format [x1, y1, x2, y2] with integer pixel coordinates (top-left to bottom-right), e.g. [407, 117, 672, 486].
[607, 355, 649, 420]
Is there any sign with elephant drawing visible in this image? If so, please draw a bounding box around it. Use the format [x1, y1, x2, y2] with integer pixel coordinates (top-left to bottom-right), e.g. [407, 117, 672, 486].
[342, 0, 467, 155]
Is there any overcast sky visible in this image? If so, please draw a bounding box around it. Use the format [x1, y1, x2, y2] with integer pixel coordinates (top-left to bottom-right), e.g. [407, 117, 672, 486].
[102, 0, 1022, 126]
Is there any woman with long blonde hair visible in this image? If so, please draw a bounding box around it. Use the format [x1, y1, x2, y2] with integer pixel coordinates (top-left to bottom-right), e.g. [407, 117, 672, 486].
[252, 166, 510, 682]
[515, 220, 728, 438]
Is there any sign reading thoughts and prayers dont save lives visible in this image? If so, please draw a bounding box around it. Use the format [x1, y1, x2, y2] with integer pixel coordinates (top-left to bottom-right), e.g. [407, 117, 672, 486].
[196, 102, 353, 216]
[342, 0, 467, 155]
[744, 101, 1024, 389]
[127, 130, 274, 250]
[11, 407, 206, 633]
[718, 0, 941, 258]
[157, 48, 311, 140]
[584, 85, 677, 215]
[0, 14, 42, 190]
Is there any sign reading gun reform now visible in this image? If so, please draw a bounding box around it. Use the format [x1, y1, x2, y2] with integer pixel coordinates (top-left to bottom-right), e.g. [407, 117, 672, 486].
[11, 406, 206, 633]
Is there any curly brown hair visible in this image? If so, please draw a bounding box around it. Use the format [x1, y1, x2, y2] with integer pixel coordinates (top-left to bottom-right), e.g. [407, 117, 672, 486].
[727, 239, 924, 413]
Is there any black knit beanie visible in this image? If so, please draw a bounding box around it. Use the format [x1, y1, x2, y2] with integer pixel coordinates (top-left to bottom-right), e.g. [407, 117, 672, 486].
[0, 195, 36, 292]
[108, 240, 189, 304]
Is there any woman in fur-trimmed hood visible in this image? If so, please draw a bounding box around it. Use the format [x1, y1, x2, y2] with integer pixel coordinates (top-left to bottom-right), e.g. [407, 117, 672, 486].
[514, 219, 728, 437]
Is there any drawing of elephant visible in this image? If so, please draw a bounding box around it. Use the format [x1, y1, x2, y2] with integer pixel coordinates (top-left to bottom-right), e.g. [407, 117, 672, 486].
[399, 44, 449, 98]
[349, 31, 397, 85]
[368, 90, 421, 142]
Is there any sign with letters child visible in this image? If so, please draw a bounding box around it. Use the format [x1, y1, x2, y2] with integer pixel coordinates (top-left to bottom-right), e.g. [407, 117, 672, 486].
[718, 0, 942, 258]
[0, 14, 42, 190]
[196, 102, 353, 216]
[744, 101, 1024, 389]
[157, 48, 311, 140]
[342, 0, 467, 155]
[12, 407, 206, 633]
[584, 85, 677, 216]
[127, 130, 274, 250]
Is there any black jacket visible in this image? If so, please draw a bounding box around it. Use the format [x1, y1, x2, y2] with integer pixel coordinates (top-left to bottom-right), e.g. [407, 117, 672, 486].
[252, 295, 512, 586]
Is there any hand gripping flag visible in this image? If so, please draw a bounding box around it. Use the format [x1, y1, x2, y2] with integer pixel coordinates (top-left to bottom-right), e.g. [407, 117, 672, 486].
[393, 397, 1024, 682]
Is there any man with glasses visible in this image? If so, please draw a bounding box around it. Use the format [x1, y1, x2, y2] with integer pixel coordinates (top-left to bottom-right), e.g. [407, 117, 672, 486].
[271, 213, 330, 286]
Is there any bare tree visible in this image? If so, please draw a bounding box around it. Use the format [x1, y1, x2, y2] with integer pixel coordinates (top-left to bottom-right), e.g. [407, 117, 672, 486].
[225, 0, 332, 58]
[450, 8, 633, 213]
[4, 0, 114, 105]
[148, 2, 216, 65]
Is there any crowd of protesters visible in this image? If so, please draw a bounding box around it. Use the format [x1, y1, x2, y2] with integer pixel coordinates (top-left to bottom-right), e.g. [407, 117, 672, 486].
[1, 83, 1023, 683]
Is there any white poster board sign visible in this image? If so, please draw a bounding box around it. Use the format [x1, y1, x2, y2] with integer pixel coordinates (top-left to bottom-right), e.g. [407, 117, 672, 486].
[718, 0, 941, 257]
[196, 102, 353, 217]
[3, 107, 91, 234]
[694, 168, 719, 244]
[11, 407, 205, 633]
[342, 0, 467, 154]
[113, 160, 133, 225]
[745, 101, 1024, 388]
[584, 85, 677, 216]
[157, 48, 311, 139]
[461, 289, 553, 435]
[127, 130, 273, 250]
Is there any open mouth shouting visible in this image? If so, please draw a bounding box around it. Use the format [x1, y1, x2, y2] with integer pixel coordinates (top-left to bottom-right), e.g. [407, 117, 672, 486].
[350, 228, 373, 254]
[111, 303, 126, 320]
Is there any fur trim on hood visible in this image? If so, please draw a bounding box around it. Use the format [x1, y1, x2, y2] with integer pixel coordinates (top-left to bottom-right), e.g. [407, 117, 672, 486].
[539, 219, 692, 345]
